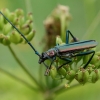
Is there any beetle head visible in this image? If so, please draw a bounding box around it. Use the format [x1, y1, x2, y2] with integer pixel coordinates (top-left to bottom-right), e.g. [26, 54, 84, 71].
[38, 52, 48, 64]
[38, 49, 56, 64]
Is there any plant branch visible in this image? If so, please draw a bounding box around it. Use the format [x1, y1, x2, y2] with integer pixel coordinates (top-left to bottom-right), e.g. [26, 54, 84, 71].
[8, 45, 43, 90]
[0, 67, 39, 91]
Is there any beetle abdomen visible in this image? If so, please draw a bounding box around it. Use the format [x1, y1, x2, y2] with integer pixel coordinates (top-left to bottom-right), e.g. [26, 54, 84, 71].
[56, 40, 97, 53]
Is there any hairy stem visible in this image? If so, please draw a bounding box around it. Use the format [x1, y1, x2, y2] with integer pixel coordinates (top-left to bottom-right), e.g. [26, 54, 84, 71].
[0, 67, 39, 91]
[8, 45, 43, 90]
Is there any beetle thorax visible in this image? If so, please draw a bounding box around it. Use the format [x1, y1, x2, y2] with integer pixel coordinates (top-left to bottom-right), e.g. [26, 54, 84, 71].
[46, 49, 55, 57]
[38, 49, 56, 64]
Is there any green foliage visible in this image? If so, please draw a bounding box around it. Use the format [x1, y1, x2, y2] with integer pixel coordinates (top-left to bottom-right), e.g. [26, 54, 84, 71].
[0, 0, 100, 100]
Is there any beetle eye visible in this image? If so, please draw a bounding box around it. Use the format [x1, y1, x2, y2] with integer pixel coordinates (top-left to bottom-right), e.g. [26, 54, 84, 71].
[41, 53, 44, 58]
[42, 53, 47, 58]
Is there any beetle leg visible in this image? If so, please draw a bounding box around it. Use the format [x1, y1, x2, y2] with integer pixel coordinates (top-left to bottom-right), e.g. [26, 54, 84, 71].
[57, 57, 72, 70]
[44, 57, 56, 76]
[66, 30, 78, 44]
[43, 62, 49, 68]
[74, 50, 95, 68]
[49, 57, 56, 69]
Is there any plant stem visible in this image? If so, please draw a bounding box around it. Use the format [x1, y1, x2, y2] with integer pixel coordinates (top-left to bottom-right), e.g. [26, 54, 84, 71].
[25, 0, 32, 13]
[61, 15, 66, 42]
[8, 45, 43, 90]
[55, 83, 80, 95]
[50, 80, 75, 95]
[82, 10, 100, 40]
[44, 90, 55, 100]
[38, 64, 45, 89]
[0, 67, 38, 91]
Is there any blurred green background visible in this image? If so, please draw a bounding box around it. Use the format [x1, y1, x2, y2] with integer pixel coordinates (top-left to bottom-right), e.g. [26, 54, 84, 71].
[0, 0, 100, 100]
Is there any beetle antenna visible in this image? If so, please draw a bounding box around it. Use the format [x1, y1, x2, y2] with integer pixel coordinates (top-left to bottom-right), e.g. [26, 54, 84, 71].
[0, 11, 41, 57]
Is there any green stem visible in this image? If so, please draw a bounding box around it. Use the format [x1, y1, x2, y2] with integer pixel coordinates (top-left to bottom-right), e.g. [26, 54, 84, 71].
[82, 10, 100, 40]
[25, 0, 32, 12]
[44, 90, 55, 100]
[55, 83, 80, 95]
[60, 15, 66, 42]
[8, 45, 43, 90]
[38, 64, 45, 89]
[50, 80, 74, 95]
[0, 67, 38, 91]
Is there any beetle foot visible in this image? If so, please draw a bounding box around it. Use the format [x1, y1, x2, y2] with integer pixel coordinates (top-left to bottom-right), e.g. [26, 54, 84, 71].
[44, 68, 50, 76]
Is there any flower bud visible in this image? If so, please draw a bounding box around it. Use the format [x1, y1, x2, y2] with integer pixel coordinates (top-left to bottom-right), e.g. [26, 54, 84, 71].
[14, 16, 25, 26]
[0, 34, 5, 42]
[10, 31, 21, 44]
[96, 51, 100, 56]
[0, 15, 4, 29]
[87, 64, 94, 74]
[2, 23, 12, 35]
[2, 35, 10, 45]
[27, 13, 33, 20]
[58, 67, 66, 76]
[90, 69, 100, 83]
[25, 20, 33, 29]
[64, 84, 70, 88]
[19, 36, 24, 43]
[63, 64, 70, 71]
[66, 70, 76, 80]
[95, 62, 100, 68]
[87, 64, 95, 69]
[19, 16, 25, 26]
[1, 8, 10, 19]
[83, 55, 90, 64]
[13, 18, 20, 25]
[56, 36, 63, 45]
[90, 55, 100, 68]
[21, 24, 30, 35]
[15, 9, 24, 17]
[9, 12, 17, 23]
[75, 69, 89, 84]
[87, 67, 93, 74]
[50, 66, 58, 79]
[25, 30, 35, 42]
[90, 55, 99, 64]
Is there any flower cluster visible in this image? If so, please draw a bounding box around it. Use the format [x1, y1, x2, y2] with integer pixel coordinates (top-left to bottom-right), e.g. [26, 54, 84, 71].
[49, 36, 100, 84]
[0, 8, 35, 46]
[43, 5, 71, 50]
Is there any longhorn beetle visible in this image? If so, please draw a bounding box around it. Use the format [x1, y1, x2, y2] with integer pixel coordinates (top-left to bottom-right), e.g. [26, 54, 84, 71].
[0, 11, 98, 76]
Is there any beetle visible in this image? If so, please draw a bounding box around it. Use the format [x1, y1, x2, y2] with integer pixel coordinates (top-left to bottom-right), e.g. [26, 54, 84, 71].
[0, 11, 98, 75]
